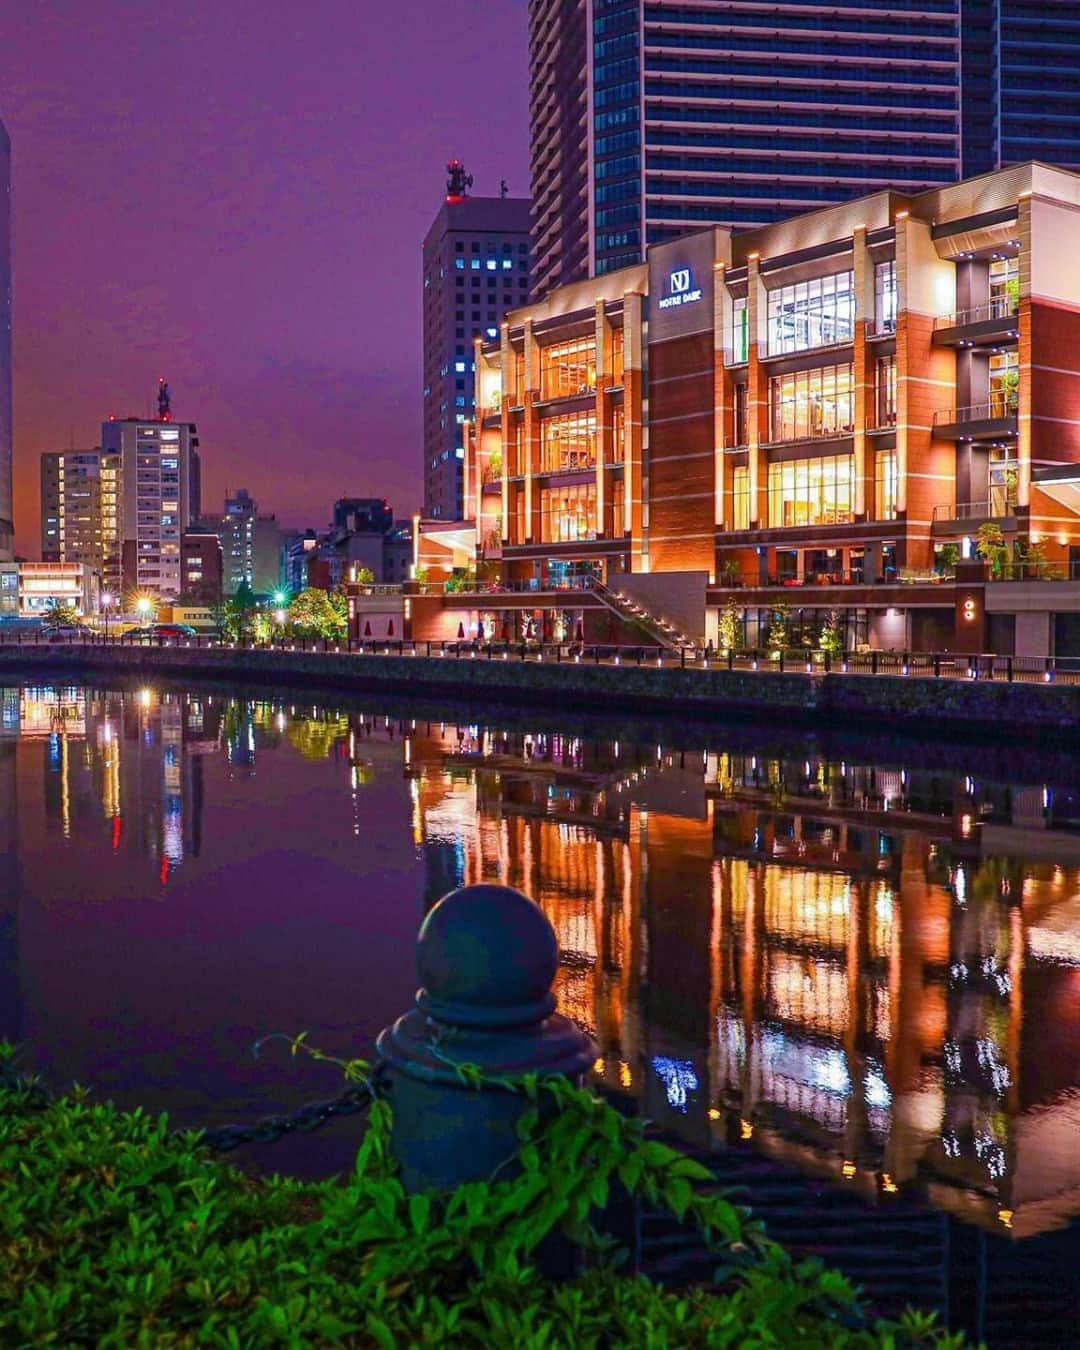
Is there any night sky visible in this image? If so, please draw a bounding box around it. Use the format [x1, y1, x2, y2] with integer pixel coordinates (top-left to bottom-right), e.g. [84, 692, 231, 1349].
[0, 1, 529, 555]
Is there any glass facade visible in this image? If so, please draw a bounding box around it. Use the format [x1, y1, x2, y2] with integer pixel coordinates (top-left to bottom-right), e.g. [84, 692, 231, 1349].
[541, 411, 597, 473]
[540, 336, 597, 401]
[767, 272, 855, 355]
[875, 450, 898, 521]
[874, 260, 897, 334]
[768, 455, 855, 528]
[769, 364, 855, 442]
[541, 481, 597, 542]
[875, 356, 897, 427]
[733, 465, 751, 530]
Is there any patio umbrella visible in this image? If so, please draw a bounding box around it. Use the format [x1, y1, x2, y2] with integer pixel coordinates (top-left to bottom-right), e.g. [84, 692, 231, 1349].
[575, 621, 584, 642]
[387, 619, 395, 637]
[501, 622, 510, 641]
[363, 620, 372, 637]
[457, 622, 465, 639]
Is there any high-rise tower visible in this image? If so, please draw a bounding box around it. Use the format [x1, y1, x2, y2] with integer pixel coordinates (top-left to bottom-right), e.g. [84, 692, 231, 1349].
[422, 162, 531, 521]
[0, 116, 12, 560]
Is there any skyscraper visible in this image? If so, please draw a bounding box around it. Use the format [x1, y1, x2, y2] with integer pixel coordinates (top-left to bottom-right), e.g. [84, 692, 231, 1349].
[422, 162, 531, 520]
[101, 405, 199, 600]
[961, 1, 1080, 177]
[195, 487, 281, 595]
[40, 450, 122, 594]
[0, 116, 12, 561]
[529, 0, 964, 288]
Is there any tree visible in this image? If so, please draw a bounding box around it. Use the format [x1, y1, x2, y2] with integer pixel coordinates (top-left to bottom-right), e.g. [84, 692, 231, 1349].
[766, 605, 790, 656]
[43, 601, 80, 628]
[353, 567, 374, 586]
[975, 522, 1009, 579]
[818, 610, 843, 655]
[287, 587, 346, 639]
[224, 581, 258, 642]
[717, 597, 742, 653]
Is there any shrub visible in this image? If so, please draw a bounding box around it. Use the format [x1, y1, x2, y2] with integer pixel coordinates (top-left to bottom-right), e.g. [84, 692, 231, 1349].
[0, 1045, 963, 1347]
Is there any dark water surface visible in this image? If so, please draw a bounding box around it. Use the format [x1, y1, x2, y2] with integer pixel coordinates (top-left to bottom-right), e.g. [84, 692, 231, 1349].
[2, 679, 1078, 1345]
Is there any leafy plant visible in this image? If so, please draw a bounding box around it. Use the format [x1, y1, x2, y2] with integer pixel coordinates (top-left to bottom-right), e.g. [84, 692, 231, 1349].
[936, 543, 960, 575]
[444, 567, 478, 595]
[0, 1042, 965, 1348]
[353, 566, 375, 586]
[286, 587, 347, 639]
[767, 605, 790, 657]
[818, 611, 843, 655]
[42, 601, 81, 628]
[223, 581, 258, 642]
[717, 597, 742, 653]
[975, 522, 1010, 579]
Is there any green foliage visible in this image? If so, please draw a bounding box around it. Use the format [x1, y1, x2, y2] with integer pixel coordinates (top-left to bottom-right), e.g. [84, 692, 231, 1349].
[43, 601, 81, 628]
[444, 568, 478, 595]
[975, 523, 1010, 579]
[224, 581, 258, 642]
[818, 611, 843, 656]
[286, 587, 347, 640]
[767, 605, 790, 656]
[717, 597, 742, 653]
[936, 543, 960, 575]
[353, 567, 375, 586]
[0, 1043, 964, 1348]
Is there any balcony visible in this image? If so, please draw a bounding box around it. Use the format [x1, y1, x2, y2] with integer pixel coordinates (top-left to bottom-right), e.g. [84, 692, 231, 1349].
[931, 497, 1018, 533]
[932, 298, 1019, 348]
[932, 396, 1017, 441]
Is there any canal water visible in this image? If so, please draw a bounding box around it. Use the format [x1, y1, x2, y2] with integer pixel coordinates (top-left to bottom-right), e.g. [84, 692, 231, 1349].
[2, 679, 1078, 1345]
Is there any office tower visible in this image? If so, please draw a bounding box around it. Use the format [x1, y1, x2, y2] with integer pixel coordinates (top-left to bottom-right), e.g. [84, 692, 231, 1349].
[422, 161, 531, 521]
[0, 116, 11, 560]
[961, 1, 1080, 177]
[101, 404, 199, 600]
[529, 0, 964, 287]
[40, 451, 122, 593]
[197, 488, 281, 595]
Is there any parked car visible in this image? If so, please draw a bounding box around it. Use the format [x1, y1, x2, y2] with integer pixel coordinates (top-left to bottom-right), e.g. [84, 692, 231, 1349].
[124, 622, 199, 644]
[44, 622, 92, 642]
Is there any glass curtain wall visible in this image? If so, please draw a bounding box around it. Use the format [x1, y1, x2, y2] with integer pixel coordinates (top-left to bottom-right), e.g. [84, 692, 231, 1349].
[767, 271, 854, 355]
[874, 261, 897, 334]
[770, 364, 855, 441]
[768, 455, 855, 527]
[875, 450, 898, 521]
[540, 337, 597, 400]
[875, 356, 897, 427]
[541, 411, 597, 473]
[541, 482, 598, 542]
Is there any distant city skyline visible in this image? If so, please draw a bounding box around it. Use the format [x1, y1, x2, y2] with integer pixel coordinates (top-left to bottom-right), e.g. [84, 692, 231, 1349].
[0, 1, 530, 555]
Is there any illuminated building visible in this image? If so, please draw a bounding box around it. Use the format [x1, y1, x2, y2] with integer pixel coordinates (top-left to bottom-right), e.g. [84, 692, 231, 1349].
[0, 560, 98, 618]
[101, 406, 199, 601]
[0, 116, 10, 560]
[40, 450, 122, 593]
[528, 2, 1080, 293]
[195, 488, 281, 596]
[422, 161, 531, 521]
[434, 162, 1080, 658]
[180, 532, 223, 608]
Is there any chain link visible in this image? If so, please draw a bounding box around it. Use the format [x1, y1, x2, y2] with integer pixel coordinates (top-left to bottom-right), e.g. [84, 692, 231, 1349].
[1, 1056, 387, 1154]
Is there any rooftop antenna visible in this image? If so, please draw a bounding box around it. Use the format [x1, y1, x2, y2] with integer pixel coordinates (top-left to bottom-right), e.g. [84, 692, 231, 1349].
[445, 159, 472, 204]
[157, 377, 171, 423]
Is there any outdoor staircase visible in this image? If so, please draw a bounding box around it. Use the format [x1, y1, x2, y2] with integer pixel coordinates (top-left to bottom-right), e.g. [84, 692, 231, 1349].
[590, 580, 697, 652]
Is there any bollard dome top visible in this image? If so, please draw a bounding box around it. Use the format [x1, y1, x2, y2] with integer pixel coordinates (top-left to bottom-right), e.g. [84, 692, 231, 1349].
[416, 883, 559, 1027]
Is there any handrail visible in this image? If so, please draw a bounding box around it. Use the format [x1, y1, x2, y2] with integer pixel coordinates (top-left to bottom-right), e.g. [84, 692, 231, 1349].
[932, 498, 1016, 522]
[933, 398, 1018, 426]
[933, 297, 1018, 330]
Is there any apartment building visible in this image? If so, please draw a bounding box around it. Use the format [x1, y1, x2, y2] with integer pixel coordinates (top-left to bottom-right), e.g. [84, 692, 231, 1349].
[449, 162, 1080, 657]
[40, 450, 122, 594]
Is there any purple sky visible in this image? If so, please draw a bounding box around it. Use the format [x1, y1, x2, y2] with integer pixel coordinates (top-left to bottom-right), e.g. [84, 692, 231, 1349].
[0, 1, 529, 554]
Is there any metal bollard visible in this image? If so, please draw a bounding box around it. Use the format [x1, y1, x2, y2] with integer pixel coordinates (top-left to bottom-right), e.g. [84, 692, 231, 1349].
[376, 884, 595, 1194]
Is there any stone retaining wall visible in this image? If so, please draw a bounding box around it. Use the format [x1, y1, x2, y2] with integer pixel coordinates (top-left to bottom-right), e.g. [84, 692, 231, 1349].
[1, 643, 1078, 738]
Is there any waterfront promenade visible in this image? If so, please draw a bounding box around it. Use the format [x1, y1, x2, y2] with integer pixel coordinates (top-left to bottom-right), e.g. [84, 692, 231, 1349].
[2, 634, 1079, 738]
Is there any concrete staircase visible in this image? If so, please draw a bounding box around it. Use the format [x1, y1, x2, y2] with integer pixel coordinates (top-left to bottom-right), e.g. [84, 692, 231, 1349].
[590, 580, 697, 652]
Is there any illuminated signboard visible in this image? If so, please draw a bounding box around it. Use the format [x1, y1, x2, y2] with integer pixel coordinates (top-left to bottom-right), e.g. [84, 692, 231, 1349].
[657, 267, 703, 310]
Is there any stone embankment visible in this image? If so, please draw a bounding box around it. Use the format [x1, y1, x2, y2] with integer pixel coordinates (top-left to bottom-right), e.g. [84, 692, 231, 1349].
[2, 642, 1078, 739]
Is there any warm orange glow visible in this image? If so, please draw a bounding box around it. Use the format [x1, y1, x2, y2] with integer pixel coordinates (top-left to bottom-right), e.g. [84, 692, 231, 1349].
[842, 1160, 856, 1179]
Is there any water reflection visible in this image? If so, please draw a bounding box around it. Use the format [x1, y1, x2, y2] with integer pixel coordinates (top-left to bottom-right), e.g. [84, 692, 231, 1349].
[2, 683, 1078, 1254]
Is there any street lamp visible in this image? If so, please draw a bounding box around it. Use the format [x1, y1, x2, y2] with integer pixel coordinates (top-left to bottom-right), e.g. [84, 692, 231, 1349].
[101, 591, 113, 640]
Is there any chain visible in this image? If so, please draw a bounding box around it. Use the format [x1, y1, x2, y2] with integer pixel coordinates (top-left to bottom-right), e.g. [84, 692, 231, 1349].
[1, 1056, 388, 1154]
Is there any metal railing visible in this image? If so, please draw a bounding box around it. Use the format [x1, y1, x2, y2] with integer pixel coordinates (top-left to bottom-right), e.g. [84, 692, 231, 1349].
[932, 498, 1017, 523]
[933, 297, 1018, 330]
[3, 630, 1078, 683]
[933, 397, 1018, 427]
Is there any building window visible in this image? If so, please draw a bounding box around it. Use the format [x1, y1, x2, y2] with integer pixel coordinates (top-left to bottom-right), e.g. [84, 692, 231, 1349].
[733, 465, 751, 530]
[875, 450, 898, 521]
[875, 355, 897, 427]
[729, 295, 749, 363]
[767, 271, 854, 355]
[610, 476, 626, 535]
[989, 256, 1019, 314]
[874, 260, 897, 334]
[989, 447, 1018, 515]
[541, 410, 597, 473]
[733, 384, 749, 446]
[610, 404, 625, 462]
[540, 482, 597, 542]
[610, 324, 625, 385]
[768, 455, 855, 528]
[769, 364, 855, 442]
[989, 350, 1019, 415]
[540, 336, 596, 400]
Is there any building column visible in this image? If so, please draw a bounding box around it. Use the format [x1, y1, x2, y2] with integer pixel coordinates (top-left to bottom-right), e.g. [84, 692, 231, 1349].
[853, 226, 873, 519]
[714, 263, 727, 533]
[1016, 195, 1033, 510]
[523, 320, 540, 544]
[746, 255, 767, 527]
[595, 301, 608, 538]
[623, 291, 645, 569]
